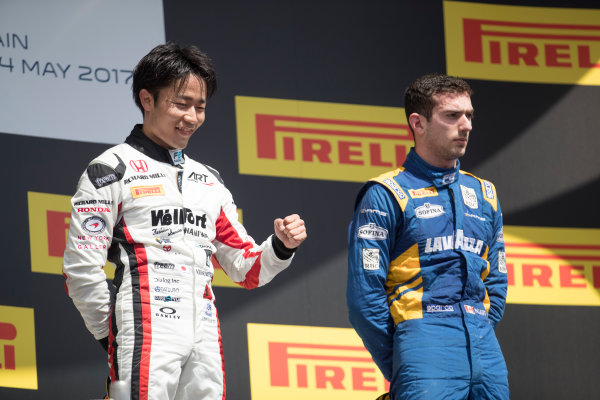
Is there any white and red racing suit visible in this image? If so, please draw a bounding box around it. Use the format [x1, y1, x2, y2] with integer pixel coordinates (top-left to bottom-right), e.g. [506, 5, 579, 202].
[63, 125, 295, 400]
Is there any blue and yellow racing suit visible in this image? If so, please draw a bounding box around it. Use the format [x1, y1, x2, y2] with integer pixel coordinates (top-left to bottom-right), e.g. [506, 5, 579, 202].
[347, 149, 509, 400]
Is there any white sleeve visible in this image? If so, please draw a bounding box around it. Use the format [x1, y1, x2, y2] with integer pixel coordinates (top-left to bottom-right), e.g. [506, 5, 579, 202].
[63, 154, 124, 339]
[213, 189, 292, 289]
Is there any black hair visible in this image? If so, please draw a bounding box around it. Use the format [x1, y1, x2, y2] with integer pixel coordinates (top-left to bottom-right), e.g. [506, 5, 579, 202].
[132, 42, 217, 115]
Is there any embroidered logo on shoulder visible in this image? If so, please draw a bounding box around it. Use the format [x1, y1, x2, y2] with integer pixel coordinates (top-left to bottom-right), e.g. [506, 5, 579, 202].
[383, 178, 406, 200]
[360, 208, 387, 217]
[483, 181, 495, 200]
[131, 185, 165, 199]
[357, 223, 388, 240]
[460, 185, 478, 209]
[409, 186, 438, 199]
[415, 203, 445, 219]
[362, 248, 380, 270]
[187, 172, 214, 186]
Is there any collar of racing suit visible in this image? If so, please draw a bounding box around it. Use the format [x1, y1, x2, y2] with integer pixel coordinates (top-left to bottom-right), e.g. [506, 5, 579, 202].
[403, 148, 460, 188]
[125, 124, 185, 166]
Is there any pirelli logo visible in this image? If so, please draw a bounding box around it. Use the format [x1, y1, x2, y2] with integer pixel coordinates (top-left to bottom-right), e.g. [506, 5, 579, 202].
[130, 184, 165, 199]
[235, 96, 412, 182]
[408, 187, 438, 198]
[0, 306, 37, 390]
[248, 323, 389, 399]
[444, 1, 600, 85]
[504, 225, 600, 306]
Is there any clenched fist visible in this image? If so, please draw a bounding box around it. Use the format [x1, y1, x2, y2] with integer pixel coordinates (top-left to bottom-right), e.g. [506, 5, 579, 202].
[274, 214, 307, 249]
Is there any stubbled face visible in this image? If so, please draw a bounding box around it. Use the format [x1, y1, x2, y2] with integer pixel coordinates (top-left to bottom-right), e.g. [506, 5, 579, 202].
[412, 92, 474, 169]
[140, 74, 207, 150]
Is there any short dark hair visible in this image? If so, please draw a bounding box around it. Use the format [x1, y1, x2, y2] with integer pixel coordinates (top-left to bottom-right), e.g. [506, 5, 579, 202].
[404, 73, 473, 121]
[132, 42, 217, 114]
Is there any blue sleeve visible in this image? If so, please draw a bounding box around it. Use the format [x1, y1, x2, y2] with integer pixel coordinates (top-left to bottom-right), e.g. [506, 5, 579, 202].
[484, 199, 508, 327]
[347, 183, 401, 381]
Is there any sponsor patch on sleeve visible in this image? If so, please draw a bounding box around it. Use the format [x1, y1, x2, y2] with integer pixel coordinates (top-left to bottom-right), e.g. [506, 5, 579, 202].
[357, 223, 388, 240]
[362, 248, 380, 270]
[498, 250, 507, 273]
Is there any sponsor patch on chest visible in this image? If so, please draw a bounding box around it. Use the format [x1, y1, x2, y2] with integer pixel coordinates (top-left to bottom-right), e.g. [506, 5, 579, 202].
[415, 203, 444, 219]
[460, 185, 478, 209]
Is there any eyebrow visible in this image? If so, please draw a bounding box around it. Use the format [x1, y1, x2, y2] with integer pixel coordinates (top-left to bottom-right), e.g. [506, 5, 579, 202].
[174, 94, 206, 104]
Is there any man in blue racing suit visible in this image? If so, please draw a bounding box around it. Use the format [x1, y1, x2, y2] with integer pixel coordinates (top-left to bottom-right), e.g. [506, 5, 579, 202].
[347, 74, 509, 400]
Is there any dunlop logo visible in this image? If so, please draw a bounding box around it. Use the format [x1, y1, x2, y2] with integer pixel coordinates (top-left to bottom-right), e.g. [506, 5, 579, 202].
[444, 1, 600, 85]
[235, 96, 413, 183]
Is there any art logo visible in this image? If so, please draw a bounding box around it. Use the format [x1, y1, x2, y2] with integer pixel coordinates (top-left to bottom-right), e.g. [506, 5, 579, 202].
[504, 225, 600, 306]
[0, 306, 37, 390]
[247, 323, 389, 399]
[444, 1, 600, 85]
[26, 191, 239, 288]
[235, 96, 413, 182]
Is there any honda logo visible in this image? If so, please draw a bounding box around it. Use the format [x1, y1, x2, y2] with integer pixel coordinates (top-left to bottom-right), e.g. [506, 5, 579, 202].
[129, 160, 149, 173]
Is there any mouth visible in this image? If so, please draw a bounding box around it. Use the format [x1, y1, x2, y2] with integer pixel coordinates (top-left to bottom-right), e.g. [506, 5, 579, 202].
[176, 126, 195, 136]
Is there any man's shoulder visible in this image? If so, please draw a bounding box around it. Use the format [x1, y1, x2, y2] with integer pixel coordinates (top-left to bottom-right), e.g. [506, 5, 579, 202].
[459, 170, 499, 211]
[184, 158, 225, 185]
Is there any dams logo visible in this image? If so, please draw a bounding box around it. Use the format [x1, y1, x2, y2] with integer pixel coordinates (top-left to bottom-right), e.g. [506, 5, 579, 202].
[444, 1, 600, 85]
[26, 191, 239, 288]
[235, 96, 413, 182]
[0, 306, 37, 390]
[505, 225, 600, 306]
[247, 323, 389, 400]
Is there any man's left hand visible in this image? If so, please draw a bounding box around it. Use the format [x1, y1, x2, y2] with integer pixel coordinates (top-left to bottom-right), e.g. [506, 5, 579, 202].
[274, 214, 307, 249]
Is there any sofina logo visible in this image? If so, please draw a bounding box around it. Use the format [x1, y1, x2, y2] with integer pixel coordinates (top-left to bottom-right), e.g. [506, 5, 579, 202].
[235, 96, 413, 182]
[444, 1, 600, 86]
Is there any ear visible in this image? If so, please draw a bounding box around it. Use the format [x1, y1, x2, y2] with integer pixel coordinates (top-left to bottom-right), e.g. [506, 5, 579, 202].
[408, 113, 426, 138]
[139, 89, 154, 112]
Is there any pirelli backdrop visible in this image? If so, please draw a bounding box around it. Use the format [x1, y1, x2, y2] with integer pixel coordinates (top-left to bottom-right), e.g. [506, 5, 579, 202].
[1, 0, 599, 399]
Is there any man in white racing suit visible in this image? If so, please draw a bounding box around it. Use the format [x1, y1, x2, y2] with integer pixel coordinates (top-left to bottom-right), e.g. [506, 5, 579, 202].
[63, 43, 307, 400]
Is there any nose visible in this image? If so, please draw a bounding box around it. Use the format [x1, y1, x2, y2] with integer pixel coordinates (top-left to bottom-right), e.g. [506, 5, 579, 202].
[183, 106, 199, 125]
[460, 114, 472, 132]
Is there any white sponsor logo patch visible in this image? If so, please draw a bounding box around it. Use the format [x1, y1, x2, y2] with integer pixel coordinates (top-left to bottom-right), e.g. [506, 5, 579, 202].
[362, 248, 380, 270]
[460, 185, 478, 209]
[483, 181, 495, 199]
[498, 250, 507, 273]
[82, 216, 106, 234]
[357, 223, 388, 240]
[415, 203, 445, 219]
[383, 178, 406, 200]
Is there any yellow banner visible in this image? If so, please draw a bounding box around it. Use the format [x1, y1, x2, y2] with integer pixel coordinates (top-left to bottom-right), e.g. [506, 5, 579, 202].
[248, 323, 388, 399]
[27, 191, 238, 287]
[505, 225, 600, 306]
[0, 305, 37, 390]
[235, 96, 412, 182]
[444, 1, 600, 85]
